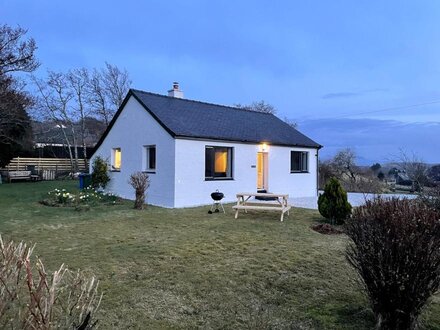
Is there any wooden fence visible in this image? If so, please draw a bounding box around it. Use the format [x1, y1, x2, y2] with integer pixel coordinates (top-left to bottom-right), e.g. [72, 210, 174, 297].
[0, 157, 88, 180]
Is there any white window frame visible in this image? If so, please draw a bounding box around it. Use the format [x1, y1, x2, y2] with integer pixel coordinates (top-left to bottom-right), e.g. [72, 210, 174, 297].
[143, 145, 156, 173]
[290, 151, 308, 173]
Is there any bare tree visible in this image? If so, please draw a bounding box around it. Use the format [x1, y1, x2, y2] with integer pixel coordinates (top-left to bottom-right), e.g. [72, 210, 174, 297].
[235, 100, 277, 114]
[32, 64, 131, 171]
[32, 72, 78, 172]
[398, 150, 429, 192]
[87, 63, 131, 125]
[102, 62, 131, 113]
[332, 148, 358, 184]
[283, 116, 297, 128]
[0, 24, 38, 166]
[324, 148, 382, 194]
[68, 68, 90, 167]
[0, 24, 39, 74]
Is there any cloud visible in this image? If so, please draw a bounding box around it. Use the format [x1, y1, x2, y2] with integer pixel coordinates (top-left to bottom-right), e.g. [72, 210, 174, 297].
[297, 118, 440, 164]
[322, 88, 388, 99]
[322, 92, 360, 99]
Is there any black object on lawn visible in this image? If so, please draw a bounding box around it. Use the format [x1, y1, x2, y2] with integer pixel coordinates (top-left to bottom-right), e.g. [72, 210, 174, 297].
[208, 190, 225, 214]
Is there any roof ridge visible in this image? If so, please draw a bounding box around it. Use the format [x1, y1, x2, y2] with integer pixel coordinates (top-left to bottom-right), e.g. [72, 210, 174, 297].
[130, 88, 275, 116]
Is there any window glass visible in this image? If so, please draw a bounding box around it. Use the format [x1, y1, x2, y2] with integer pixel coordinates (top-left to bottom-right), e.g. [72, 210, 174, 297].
[145, 145, 156, 171]
[291, 151, 308, 172]
[205, 146, 233, 179]
[112, 148, 121, 170]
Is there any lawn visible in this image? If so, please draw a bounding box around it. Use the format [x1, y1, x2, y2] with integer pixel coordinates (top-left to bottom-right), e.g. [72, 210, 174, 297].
[0, 181, 439, 329]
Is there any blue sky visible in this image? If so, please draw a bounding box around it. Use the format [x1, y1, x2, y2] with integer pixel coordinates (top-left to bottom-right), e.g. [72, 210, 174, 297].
[3, 1, 440, 162]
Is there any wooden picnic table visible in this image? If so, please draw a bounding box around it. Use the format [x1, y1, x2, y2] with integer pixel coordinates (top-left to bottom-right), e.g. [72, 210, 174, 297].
[232, 192, 292, 222]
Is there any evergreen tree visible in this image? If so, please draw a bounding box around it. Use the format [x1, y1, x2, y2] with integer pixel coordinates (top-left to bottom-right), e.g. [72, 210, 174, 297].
[318, 177, 352, 224]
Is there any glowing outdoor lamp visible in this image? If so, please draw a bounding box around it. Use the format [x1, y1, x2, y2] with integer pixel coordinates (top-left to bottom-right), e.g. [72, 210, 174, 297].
[259, 143, 269, 152]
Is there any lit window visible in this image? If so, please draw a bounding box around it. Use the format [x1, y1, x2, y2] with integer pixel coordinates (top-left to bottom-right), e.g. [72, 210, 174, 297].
[290, 151, 308, 172]
[205, 146, 233, 179]
[112, 148, 121, 170]
[144, 145, 156, 172]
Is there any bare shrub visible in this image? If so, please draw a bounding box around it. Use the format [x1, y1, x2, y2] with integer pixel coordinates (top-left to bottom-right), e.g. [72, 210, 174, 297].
[418, 185, 440, 212]
[0, 236, 101, 329]
[128, 171, 150, 209]
[345, 198, 440, 330]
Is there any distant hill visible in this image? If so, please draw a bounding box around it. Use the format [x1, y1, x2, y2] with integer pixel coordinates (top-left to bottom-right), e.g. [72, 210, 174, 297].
[298, 118, 440, 165]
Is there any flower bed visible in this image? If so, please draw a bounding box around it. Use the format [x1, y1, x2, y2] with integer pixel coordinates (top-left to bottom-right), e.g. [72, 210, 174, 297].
[40, 186, 119, 208]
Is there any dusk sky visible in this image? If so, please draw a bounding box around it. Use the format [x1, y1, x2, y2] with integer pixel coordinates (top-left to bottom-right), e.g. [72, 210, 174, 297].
[3, 1, 440, 162]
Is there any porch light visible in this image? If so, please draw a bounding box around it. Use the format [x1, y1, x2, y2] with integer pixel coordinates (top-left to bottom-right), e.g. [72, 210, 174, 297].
[259, 143, 269, 152]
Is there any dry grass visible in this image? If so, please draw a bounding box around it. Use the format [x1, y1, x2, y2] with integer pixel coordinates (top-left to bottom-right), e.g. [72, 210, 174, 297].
[0, 181, 439, 329]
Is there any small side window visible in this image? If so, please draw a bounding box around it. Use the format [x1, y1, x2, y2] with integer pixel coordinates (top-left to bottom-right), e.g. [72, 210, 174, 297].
[112, 148, 121, 171]
[290, 151, 308, 172]
[144, 145, 156, 172]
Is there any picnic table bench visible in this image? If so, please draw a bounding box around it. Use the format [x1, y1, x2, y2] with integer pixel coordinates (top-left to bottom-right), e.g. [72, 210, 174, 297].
[232, 192, 292, 221]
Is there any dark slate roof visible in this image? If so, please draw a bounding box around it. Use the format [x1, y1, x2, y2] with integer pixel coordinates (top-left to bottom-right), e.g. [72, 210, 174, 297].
[93, 89, 321, 154]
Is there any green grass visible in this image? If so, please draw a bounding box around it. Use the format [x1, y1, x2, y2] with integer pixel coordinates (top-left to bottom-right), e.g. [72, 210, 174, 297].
[0, 181, 439, 329]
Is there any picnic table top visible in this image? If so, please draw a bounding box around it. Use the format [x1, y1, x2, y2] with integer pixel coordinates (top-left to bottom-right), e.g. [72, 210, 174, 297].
[236, 192, 289, 198]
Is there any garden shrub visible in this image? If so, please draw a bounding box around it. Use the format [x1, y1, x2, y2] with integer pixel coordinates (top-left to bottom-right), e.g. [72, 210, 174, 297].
[318, 177, 352, 224]
[0, 236, 102, 329]
[418, 185, 440, 212]
[128, 171, 150, 210]
[345, 198, 440, 330]
[91, 156, 110, 188]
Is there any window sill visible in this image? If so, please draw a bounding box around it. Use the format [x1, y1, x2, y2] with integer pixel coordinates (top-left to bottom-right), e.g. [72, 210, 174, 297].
[205, 178, 234, 181]
[290, 171, 309, 174]
[143, 171, 156, 174]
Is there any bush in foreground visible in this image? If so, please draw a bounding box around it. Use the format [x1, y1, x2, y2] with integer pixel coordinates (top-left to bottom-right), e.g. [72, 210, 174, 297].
[128, 171, 150, 210]
[318, 177, 352, 224]
[91, 156, 110, 188]
[0, 236, 102, 329]
[345, 198, 440, 330]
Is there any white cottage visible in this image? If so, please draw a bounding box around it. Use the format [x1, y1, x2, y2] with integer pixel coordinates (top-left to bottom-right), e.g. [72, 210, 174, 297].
[90, 83, 322, 208]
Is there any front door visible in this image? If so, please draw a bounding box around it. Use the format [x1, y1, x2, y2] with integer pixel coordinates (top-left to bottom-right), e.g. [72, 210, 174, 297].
[257, 152, 268, 190]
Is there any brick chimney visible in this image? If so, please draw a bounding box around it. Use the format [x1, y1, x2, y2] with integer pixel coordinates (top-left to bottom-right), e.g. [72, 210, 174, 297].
[167, 82, 184, 98]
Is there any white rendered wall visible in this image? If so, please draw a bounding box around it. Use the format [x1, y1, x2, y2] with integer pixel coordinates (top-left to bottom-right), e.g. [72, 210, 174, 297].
[267, 145, 318, 198]
[173, 139, 318, 208]
[89, 96, 176, 207]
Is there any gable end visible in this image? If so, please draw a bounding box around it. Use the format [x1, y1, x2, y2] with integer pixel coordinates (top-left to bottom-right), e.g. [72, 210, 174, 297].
[91, 90, 176, 157]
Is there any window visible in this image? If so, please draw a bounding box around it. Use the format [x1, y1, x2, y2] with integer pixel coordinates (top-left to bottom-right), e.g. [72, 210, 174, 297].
[112, 148, 121, 170]
[144, 145, 156, 172]
[290, 151, 308, 172]
[205, 146, 233, 179]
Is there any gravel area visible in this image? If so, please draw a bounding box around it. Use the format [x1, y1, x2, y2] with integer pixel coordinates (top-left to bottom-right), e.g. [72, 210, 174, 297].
[290, 192, 418, 210]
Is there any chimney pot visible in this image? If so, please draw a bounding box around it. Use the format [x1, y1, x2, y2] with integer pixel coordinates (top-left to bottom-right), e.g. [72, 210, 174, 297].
[168, 82, 184, 98]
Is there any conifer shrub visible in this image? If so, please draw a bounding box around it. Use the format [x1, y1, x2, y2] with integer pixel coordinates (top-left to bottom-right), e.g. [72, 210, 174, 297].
[345, 198, 440, 330]
[318, 177, 352, 224]
[91, 156, 110, 189]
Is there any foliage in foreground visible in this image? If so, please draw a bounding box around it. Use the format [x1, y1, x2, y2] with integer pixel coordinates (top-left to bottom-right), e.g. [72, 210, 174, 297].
[91, 156, 111, 189]
[418, 185, 440, 213]
[318, 177, 352, 224]
[345, 198, 440, 330]
[0, 236, 101, 329]
[128, 171, 150, 209]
